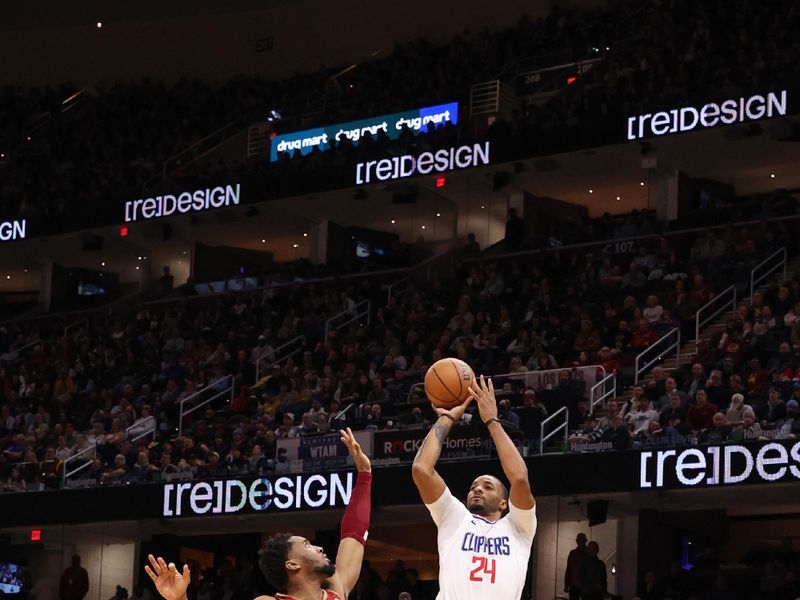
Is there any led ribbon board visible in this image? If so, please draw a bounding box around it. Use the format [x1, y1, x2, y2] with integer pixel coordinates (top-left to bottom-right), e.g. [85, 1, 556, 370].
[270, 102, 458, 162]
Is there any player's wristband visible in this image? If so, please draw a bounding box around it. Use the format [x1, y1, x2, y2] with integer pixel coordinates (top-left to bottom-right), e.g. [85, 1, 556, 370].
[483, 417, 501, 428]
[439, 413, 457, 424]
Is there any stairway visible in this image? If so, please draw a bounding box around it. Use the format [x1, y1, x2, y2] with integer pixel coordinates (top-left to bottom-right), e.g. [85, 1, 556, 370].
[621, 251, 800, 396]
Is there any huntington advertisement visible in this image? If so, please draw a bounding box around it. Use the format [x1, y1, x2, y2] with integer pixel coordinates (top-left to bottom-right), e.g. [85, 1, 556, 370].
[270, 102, 458, 162]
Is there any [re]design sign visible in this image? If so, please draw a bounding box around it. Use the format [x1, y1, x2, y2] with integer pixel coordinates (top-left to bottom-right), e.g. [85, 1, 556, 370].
[355, 142, 491, 184]
[124, 184, 241, 223]
[0, 220, 26, 242]
[626, 90, 787, 140]
[161, 471, 354, 517]
[639, 441, 800, 489]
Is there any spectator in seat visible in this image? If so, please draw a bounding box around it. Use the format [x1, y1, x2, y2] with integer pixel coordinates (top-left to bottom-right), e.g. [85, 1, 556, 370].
[626, 396, 660, 441]
[621, 262, 647, 292]
[574, 320, 601, 354]
[298, 412, 318, 436]
[660, 392, 688, 434]
[39, 446, 63, 488]
[497, 399, 520, 431]
[775, 399, 800, 438]
[629, 319, 658, 351]
[657, 377, 686, 410]
[126, 451, 157, 483]
[367, 378, 390, 406]
[601, 415, 632, 450]
[766, 386, 787, 425]
[597, 346, 620, 376]
[698, 412, 731, 444]
[725, 393, 751, 426]
[643, 295, 664, 324]
[100, 454, 129, 483]
[365, 404, 386, 430]
[687, 389, 717, 433]
[199, 451, 224, 477]
[683, 363, 707, 398]
[704, 370, 729, 409]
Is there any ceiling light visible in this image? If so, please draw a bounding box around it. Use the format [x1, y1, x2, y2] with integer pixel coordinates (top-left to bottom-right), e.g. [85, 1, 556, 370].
[96, 21, 103, 29]
[436, 212, 441, 217]
[421, 225, 426, 230]
[391, 219, 396, 224]
[293, 243, 299, 248]
[101, 261, 106, 267]
[135, 266, 140, 270]
[261, 239, 266, 243]
[770, 173, 776, 178]
[303, 233, 308, 237]
[640, 181, 645, 186]
[480, 205, 485, 209]
[589, 189, 594, 194]
[616, 196, 621, 201]
[5, 275, 9, 280]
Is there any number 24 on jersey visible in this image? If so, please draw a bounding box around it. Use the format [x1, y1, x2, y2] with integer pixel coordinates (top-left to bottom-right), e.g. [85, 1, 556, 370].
[469, 556, 496, 583]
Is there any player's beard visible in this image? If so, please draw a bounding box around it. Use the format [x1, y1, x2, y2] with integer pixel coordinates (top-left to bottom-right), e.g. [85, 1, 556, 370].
[468, 501, 490, 516]
[314, 563, 336, 579]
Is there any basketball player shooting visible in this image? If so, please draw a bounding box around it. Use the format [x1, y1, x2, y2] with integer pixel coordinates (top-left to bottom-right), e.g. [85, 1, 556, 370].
[412, 375, 537, 599]
[145, 427, 371, 600]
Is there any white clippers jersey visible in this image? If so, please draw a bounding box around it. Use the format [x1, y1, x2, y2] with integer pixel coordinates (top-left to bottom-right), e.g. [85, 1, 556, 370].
[426, 486, 537, 600]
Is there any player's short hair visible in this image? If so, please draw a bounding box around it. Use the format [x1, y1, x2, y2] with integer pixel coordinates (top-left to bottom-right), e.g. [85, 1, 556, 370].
[259, 533, 293, 591]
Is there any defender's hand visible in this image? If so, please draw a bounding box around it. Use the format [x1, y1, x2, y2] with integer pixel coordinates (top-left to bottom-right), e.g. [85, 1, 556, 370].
[341, 427, 371, 472]
[145, 554, 190, 600]
[468, 375, 498, 422]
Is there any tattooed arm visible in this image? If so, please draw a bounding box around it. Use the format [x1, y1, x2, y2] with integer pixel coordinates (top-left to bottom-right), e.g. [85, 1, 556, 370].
[411, 396, 472, 504]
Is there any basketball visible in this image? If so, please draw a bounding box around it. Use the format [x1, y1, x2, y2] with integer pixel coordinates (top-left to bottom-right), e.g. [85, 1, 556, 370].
[424, 358, 476, 409]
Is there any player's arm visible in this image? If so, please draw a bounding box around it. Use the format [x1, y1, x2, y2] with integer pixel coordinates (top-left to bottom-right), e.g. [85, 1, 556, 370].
[327, 428, 372, 598]
[411, 396, 473, 504]
[470, 376, 535, 511]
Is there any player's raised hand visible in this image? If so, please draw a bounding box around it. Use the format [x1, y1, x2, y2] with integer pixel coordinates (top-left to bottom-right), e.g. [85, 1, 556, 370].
[468, 375, 498, 423]
[145, 554, 190, 600]
[433, 394, 473, 423]
[341, 426, 371, 472]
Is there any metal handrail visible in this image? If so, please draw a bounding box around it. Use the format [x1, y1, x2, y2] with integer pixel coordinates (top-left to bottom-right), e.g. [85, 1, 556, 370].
[750, 247, 787, 302]
[386, 277, 411, 306]
[178, 375, 235, 436]
[255, 335, 306, 381]
[64, 318, 88, 338]
[1, 338, 42, 361]
[695, 285, 736, 351]
[62, 444, 97, 485]
[634, 328, 680, 384]
[588, 373, 616, 415]
[324, 299, 371, 340]
[539, 406, 569, 455]
[126, 415, 157, 443]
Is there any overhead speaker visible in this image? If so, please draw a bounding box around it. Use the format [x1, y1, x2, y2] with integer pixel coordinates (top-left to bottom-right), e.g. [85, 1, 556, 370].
[587, 500, 609, 526]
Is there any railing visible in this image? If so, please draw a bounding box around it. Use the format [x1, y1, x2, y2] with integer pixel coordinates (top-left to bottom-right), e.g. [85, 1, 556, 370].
[539, 406, 569, 455]
[324, 299, 371, 340]
[64, 318, 88, 338]
[255, 335, 306, 382]
[695, 285, 736, 350]
[62, 444, 97, 486]
[1, 338, 41, 361]
[588, 373, 617, 415]
[126, 416, 156, 443]
[750, 247, 787, 302]
[386, 277, 411, 306]
[635, 328, 681, 384]
[178, 375, 236, 436]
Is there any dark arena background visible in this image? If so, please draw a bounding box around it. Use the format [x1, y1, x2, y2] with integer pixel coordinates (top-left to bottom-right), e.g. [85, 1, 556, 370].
[1, 0, 800, 598]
